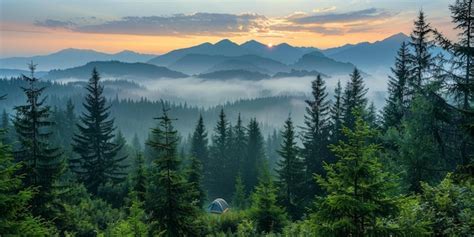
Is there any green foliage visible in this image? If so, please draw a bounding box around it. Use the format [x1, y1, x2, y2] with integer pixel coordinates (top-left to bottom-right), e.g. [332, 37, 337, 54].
[243, 118, 266, 193]
[0, 129, 54, 236]
[71, 68, 127, 194]
[232, 173, 247, 210]
[145, 105, 200, 236]
[187, 156, 206, 208]
[383, 42, 411, 129]
[250, 166, 288, 234]
[301, 74, 331, 198]
[12, 63, 65, 220]
[107, 196, 148, 237]
[420, 174, 474, 236]
[312, 114, 398, 236]
[389, 95, 446, 193]
[342, 68, 368, 130]
[275, 116, 305, 220]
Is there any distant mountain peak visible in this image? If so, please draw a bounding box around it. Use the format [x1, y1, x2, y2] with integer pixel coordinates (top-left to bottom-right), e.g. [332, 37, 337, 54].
[384, 32, 409, 41]
[241, 40, 266, 47]
[215, 39, 237, 46]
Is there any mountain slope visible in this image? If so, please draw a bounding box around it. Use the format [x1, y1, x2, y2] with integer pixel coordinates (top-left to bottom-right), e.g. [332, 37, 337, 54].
[292, 51, 356, 75]
[322, 33, 410, 71]
[197, 69, 270, 80]
[0, 48, 157, 71]
[44, 61, 187, 80]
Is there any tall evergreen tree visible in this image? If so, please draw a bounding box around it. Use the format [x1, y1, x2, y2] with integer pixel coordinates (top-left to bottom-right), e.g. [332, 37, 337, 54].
[383, 42, 412, 129]
[275, 116, 305, 220]
[186, 156, 206, 208]
[243, 118, 265, 193]
[409, 10, 434, 90]
[232, 173, 247, 210]
[301, 74, 331, 198]
[0, 128, 52, 235]
[71, 68, 127, 194]
[329, 80, 344, 144]
[13, 63, 64, 218]
[231, 113, 248, 173]
[208, 109, 232, 199]
[342, 68, 368, 130]
[250, 164, 288, 234]
[145, 105, 198, 236]
[312, 114, 398, 236]
[132, 153, 147, 202]
[190, 114, 209, 188]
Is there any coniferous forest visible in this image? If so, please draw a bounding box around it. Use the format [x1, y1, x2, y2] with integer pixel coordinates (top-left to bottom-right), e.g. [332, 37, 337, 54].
[0, 1, 473, 236]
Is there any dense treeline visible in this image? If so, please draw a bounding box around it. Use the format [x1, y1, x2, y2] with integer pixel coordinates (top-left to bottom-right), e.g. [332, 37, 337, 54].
[1, 2, 473, 236]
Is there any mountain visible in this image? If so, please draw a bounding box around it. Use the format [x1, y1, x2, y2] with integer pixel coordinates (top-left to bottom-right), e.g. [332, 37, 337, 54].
[240, 40, 317, 64]
[292, 51, 356, 76]
[148, 39, 318, 67]
[197, 69, 270, 80]
[322, 33, 410, 71]
[272, 69, 326, 78]
[0, 68, 48, 78]
[148, 39, 245, 66]
[43, 61, 187, 80]
[168, 54, 289, 75]
[0, 48, 157, 71]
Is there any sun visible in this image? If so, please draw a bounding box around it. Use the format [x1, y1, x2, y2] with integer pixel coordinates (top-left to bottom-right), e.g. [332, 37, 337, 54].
[267, 43, 273, 48]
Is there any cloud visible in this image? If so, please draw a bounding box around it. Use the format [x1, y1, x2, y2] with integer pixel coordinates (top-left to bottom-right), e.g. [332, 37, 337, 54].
[35, 13, 268, 36]
[288, 8, 394, 24]
[34, 19, 75, 29]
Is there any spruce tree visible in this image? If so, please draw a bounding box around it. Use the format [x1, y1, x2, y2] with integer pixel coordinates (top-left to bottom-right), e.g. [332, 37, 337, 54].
[301, 74, 331, 198]
[409, 10, 433, 91]
[275, 116, 305, 220]
[13, 63, 64, 218]
[190, 114, 209, 188]
[231, 113, 247, 173]
[250, 164, 288, 234]
[0, 128, 52, 235]
[71, 68, 127, 194]
[232, 173, 247, 210]
[132, 153, 147, 202]
[243, 118, 265, 193]
[382, 42, 411, 129]
[145, 105, 198, 236]
[186, 156, 206, 208]
[312, 114, 398, 236]
[329, 80, 343, 144]
[208, 109, 231, 199]
[342, 68, 368, 130]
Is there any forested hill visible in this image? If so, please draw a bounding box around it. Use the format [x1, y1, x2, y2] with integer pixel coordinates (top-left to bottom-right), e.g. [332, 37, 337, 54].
[0, 78, 305, 141]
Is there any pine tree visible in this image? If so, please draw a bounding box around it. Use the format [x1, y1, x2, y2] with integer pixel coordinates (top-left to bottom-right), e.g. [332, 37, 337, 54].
[131, 133, 142, 154]
[329, 80, 344, 144]
[232, 173, 247, 210]
[208, 109, 231, 199]
[231, 113, 247, 173]
[409, 10, 433, 91]
[365, 101, 378, 128]
[132, 153, 147, 202]
[71, 68, 127, 194]
[312, 114, 398, 236]
[342, 68, 368, 130]
[275, 116, 305, 220]
[1, 109, 11, 144]
[243, 118, 265, 193]
[0, 128, 52, 235]
[145, 105, 198, 236]
[382, 42, 411, 129]
[301, 74, 331, 198]
[190, 114, 209, 189]
[250, 164, 288, 234]
[13, 63, 64, 218]
[186, 156, 206, 208]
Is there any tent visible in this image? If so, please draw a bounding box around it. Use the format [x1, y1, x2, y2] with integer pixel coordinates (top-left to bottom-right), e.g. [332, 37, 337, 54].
[208, 198, 229, 214]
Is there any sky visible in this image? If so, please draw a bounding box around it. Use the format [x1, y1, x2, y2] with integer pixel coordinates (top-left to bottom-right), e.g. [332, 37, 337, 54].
[0, 0, 456, 57]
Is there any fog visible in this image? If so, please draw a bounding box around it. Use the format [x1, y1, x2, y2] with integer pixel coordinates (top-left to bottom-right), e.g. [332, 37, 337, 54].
[83, 73, 390, 109]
